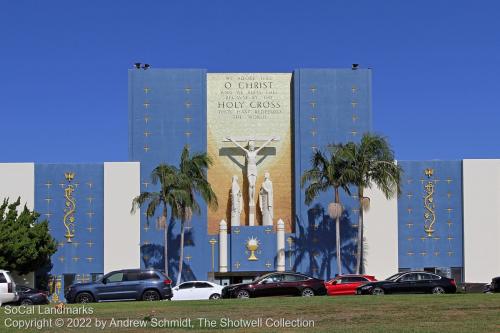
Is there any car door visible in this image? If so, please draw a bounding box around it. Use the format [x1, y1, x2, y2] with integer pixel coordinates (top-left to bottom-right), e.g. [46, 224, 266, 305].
[329, 277, 349, 295]
[253, 274, 284, 297]
[193, 282, 212, 300]
[122, 272, 142, 300]
[326, 278, 339, 295]
[417, 273, 435, 293]
[281, 274, 306, 296]
[396, 273, 419, 293]
[96, 272, 126, 301]
[174, 282, 195, 300]
[346, 277, 368, 295]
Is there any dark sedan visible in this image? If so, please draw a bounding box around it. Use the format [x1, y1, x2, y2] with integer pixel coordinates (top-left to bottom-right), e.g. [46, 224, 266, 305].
[221, 272, 326, 299]
[16, 286, 49, 305]
[484, 276, 500, 293]
[356, 271, 457, 295]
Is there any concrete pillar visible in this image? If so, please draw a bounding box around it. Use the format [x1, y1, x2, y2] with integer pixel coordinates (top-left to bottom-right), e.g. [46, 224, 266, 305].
[249, 204, 255, 226]
[277, 219, 285, 271]
[219, 220, 228, 273]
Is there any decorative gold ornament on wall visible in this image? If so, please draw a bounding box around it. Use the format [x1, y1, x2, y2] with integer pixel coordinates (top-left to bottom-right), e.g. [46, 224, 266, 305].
[63, 172, 77, 242]
[423, 168, 436, 237]
[246, 237, 259, 261]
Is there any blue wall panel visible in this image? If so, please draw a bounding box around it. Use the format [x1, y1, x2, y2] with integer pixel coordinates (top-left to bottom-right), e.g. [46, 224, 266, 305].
[398, 161, 463, 269]
[34, 164, 104, 276]
[293, 68, 372, 279]
[129, 69, 210, 282]
[229, 226, 277, 272]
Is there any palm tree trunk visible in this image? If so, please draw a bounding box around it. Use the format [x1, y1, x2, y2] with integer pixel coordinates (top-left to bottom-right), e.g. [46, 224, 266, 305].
[356, 188, 364, 274]
[163, 205, 169, 277]
[176, 219, 185, 286]
[335, 188, 342, 275]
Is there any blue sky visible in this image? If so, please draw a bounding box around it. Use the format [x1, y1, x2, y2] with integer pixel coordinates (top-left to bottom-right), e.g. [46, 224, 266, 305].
[1, 0, 499, 162]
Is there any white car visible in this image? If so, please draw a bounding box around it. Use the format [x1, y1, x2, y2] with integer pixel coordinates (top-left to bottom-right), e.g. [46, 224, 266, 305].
[0, 270, 18, 305]
[172, 281, 223, 300]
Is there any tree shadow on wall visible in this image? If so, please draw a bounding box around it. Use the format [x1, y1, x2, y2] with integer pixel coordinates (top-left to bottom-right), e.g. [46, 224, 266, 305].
[288, 203, 357, 280]
[140, 219, 197, 283]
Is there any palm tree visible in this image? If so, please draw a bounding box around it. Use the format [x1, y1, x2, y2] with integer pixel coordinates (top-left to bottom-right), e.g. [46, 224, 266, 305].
[342, 133, 402, 274]
[301, 145, 355, 275]
[131, 146, 218, 284]
[131, 164, 191, 276]
[176, 146, 218, 285]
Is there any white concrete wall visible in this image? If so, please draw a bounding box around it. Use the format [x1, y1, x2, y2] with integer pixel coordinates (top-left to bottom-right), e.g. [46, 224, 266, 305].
[104, 162, 140, 274]
[363, 186, 399, 280]
[0, 163, 34, 210]
[463, 159, 500, 283]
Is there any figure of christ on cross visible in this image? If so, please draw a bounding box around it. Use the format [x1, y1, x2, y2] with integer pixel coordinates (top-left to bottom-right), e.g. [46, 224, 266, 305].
[225, 137, 278, 223]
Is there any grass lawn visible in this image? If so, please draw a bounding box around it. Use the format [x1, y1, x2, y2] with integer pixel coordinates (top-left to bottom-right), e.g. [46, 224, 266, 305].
[1, 294, 499, 332]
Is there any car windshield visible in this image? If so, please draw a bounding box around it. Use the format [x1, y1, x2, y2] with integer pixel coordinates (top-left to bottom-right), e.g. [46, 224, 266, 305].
[386, 273, 404, 281]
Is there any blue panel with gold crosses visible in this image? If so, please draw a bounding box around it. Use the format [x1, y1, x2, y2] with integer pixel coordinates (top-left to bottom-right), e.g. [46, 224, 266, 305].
[398, 161, 463, 269]
[293, 69, 372, 279]
[228, 226, 277, 272]
[129, 68, 210, 282]
[34, 164, 104, 275]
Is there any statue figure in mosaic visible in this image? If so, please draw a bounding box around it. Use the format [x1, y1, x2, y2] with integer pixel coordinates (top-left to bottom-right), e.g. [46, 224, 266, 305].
[259, 172, 274, 226]
[230, 175, 243, 226]
[225, 137, 277, 206]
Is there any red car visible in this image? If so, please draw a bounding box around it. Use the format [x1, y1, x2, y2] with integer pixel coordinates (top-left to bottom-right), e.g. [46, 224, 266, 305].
[325, 275, 377, 296]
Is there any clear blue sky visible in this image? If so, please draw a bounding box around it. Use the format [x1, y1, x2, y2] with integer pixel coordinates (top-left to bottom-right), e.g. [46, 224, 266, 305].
[1, 0, 499, 163]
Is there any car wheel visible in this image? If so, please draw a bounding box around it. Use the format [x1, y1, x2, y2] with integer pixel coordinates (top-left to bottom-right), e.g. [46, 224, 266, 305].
[209, 293, 221, 300]
[432, 286, 445, 294]
[372, 287, 384, 295]
[301, 288, 315, 297]
[142, 290, 161, 301]
[236, 290, 250, 299]
[75, 292, 94, 303]
[21, 299, 34, 306]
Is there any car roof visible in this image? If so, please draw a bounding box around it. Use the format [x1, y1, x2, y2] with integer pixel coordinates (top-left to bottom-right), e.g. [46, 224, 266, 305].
[180, 281, 215, 284]
[111, 269, 161, 273]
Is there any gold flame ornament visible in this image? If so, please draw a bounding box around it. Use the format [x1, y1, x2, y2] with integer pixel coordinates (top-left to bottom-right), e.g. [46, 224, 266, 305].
[49, 276, 62, 303]
[246, 237, 259, 261]
[423, 169, 436, 237]
[63, 172, 77, 242]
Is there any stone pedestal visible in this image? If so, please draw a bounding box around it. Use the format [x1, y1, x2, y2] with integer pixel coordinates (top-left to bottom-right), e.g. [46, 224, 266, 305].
[277, 219, 285, 272]
[219, 220, 228, 273]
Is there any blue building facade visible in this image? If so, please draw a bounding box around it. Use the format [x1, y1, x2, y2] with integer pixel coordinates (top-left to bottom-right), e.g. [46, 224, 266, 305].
[21, 67, 471, 302]
[126, 68, 377, 283]
[397, 160, 464, 280]
[34, 164, 104, 301]
[128, 69, 211, 282]
[293, 69, 372, 277]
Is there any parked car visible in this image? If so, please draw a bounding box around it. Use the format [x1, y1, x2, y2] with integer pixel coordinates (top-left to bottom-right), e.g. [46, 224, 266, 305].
[0, 270, 18, 305]
[221, 272, 326, 299]
[65, 269, 173, 303]
[356, 271, 457, 295]
[483, 276, 500, 293]
[325, 275, 377, 296]
[15, 286, 49, 305]
[172, 281, 223, 300]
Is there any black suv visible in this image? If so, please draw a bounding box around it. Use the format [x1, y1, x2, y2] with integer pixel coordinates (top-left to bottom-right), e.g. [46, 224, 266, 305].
[65, 269, 173, 303]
